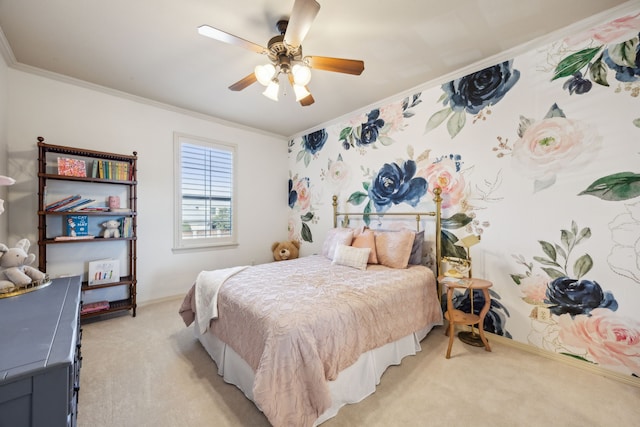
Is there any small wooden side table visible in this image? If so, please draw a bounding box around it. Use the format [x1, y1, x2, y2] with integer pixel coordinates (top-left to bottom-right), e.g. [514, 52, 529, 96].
[441, 277, 492, 359]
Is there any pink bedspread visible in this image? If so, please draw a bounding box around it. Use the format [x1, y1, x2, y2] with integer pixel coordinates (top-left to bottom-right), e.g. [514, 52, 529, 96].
[179, 255, 442, 427]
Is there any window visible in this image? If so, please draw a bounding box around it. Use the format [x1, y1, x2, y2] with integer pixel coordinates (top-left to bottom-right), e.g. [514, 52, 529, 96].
[174, 133, 237, 250]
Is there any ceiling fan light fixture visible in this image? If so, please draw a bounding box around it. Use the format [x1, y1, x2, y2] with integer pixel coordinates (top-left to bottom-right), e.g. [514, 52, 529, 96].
[255, 64, 276, 86]
[263, 79, 280, 101]
[292, 64, 312, 86]
[293, 84, 311, 102]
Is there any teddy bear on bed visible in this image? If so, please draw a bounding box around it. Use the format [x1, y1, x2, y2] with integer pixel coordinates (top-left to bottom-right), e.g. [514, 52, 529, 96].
[271, 240, 300, 261]
[0, 238, 47, 293]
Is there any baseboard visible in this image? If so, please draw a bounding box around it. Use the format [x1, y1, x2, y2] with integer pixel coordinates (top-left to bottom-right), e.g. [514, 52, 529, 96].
[137, 294, 183, 308]
[485, 330, 640, 388]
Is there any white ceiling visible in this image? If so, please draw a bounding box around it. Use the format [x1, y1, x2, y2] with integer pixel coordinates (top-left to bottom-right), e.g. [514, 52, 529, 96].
[0, 0, 634, 137]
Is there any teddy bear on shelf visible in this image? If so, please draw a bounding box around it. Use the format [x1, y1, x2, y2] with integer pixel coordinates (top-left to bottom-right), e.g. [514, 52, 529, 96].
[0, 238, 47, 293]
[101, 219, 121, 238]
[271, 240, 301, 261]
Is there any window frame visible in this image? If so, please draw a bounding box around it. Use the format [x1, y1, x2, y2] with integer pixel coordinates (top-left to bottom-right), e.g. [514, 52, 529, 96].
[173, 132, 238, 251]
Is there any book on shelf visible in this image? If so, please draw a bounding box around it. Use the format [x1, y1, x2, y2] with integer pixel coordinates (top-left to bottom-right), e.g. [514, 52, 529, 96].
[92, 160, 130, 180]
[66, 214, 89, 236]
[57, 157, 87, 177]
[54, 235, 95, 241]
[56, 198, 96, 212]
[81, 300, 110, 314]
[45, 194, 81, 211]
[88, 258, 120, 286]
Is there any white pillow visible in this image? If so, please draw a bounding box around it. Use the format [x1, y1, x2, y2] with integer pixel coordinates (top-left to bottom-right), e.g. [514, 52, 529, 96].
[332, 244, 371, 270]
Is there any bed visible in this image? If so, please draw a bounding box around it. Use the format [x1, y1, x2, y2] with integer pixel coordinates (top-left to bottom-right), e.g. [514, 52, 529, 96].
[179, 191, 444, 426]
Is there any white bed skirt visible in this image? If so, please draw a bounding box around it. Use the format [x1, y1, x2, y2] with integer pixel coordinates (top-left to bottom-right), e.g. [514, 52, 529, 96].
[193, 318, 440, 425]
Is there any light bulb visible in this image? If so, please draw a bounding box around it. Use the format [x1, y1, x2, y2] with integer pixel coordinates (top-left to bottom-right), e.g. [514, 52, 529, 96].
[292, 64, 311, 86]
[255, 64, 276, 86]
[263, 80, 279, 101]
[293, 84, 311, 102]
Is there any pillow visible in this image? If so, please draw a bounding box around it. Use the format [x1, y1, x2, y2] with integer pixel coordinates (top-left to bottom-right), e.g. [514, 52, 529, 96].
[408, 230, 425, 265]
[332, 244, 370, 270]
[351, 228, 378, 264]
[322, 228, 354, 260]
[374, 228, 415, 269]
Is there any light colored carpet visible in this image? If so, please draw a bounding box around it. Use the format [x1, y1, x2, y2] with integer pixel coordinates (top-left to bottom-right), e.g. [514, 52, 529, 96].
[78, 297, 640, 427]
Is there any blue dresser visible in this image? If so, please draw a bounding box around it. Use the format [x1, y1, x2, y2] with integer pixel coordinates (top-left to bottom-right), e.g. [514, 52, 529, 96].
[0, 276, 82, 427]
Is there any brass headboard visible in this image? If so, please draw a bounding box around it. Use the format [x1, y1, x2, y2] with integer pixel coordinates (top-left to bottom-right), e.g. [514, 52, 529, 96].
[332, 188, 443, 288]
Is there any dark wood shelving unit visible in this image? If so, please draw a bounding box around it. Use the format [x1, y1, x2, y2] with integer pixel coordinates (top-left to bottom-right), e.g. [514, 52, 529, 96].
[37, 137, 138, 320]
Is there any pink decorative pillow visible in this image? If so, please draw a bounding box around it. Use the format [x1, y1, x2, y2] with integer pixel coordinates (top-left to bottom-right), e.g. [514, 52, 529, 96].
[374, 228, 415, 269]
[322, 228, 354, 260]
[352, 228, 378, 264]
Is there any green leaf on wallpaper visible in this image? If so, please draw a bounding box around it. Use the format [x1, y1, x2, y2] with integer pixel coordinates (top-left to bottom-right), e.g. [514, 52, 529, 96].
[575, 227, 591, 245]
[441, 229, 468, 259]
[425, 107, 452, 133]
[573, 254, 593, 279]
[533, 256, 560, 267]
[363, 200, 372, 226]
[300, 222, 312, 243]
[339, 126, 353, 141]
[296, 150, 305, 162]
[538, 240, 557, 261]
[300, 212, 314, 222]
[551, 46, 601, 81]
[634, 118, 640, 128]
[608, 38, 639, 68]
[554, 244, 567, 262]
[363, 181, 370, 191]
[560, 353, 593, 363]
[441, 213, 473, 229]
[542, 267, 565, 279]
[544, 103, 566, 119]
[406, 145, 414, 159]
[510, 274, 524, 285]
[578, 172, 640, 201]
[304, 152, 311, 168]
[589, 56, 609, 87]
[347, 191, 368, 205]
[378, 135, 395, 146]
[560, 229, 573, 251]
[447, 110, 466, 138]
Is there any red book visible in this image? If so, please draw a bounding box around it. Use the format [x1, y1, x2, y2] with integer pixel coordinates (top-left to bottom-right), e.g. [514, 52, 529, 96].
[81, 300, 110, 314]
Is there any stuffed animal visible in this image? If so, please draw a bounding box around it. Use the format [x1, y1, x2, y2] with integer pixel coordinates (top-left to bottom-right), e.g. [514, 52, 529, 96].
[101, 219, 121, 238]
[271, 240, 301, 261]
[0, 239, 47, 292]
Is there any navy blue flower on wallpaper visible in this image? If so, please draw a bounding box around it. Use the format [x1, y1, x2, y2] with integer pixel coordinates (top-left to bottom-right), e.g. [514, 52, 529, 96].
[426, 60, 520, 138]
[288, 178, 298, 209]
[359, 110, 385, 146]
[446, 289, 512, 337]
[368, 160, 427, 213]
[546, 277, 618, 316]
[296, 128, 328, 167]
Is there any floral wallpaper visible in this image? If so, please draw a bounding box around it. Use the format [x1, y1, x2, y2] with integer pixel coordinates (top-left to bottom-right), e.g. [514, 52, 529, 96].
[288, 9, 640, 379]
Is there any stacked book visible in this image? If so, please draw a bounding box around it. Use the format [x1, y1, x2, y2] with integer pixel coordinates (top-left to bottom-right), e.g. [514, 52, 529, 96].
[45, 195, 97, 212]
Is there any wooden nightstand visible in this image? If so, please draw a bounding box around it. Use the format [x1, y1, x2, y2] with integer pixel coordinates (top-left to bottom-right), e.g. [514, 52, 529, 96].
[441, 277, 492, 359]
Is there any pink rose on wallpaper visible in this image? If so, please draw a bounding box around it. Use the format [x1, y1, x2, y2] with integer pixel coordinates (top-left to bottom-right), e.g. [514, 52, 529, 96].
[293, 177, 311, 211]
[287, 217, 296, 241]
[379, 102, 404, 133]
[511, 116, 601, 191]
[558, 308, 640, 376]
[564, 12, 640, 46]
[419, 158, 466, 209]
[326, 157, 352, 190]
[520, 274, 549, 305]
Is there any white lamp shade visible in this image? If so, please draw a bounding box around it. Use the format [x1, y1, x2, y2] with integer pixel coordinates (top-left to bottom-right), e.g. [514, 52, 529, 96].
[293, 84, 311, 101]
[263, 80, 279, 101]
[292, 64, 312, 86]
[255, 64, 276, 86]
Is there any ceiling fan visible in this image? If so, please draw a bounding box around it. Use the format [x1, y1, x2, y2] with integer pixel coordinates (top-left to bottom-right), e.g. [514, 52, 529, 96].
[197, 0, 365, 106]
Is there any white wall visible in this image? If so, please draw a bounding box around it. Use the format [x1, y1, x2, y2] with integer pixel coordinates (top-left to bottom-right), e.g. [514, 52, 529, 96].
[6, 69, 289, 303]
[0, 49, 8, 243]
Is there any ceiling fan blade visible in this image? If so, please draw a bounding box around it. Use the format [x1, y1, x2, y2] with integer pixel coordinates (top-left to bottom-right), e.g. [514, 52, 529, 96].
[229, 73, 258, 91]
[198, 25, 267, 54]
[306, 56, 365, 75]
[287, 73, 315, 106]
[283, 0, 320, 48]
[299, 93, 315, 106]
